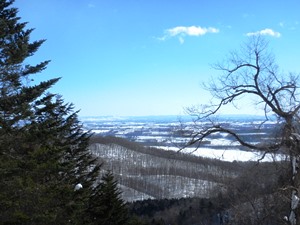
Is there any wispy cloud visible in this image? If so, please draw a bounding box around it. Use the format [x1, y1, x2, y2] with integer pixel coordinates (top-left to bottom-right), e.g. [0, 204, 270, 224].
[278, 21, 298, 30]
[246, 28, 281, 38]
[159, 26, 219, 44]
[88, 3, 95, 8]
[279, 22, 284, 27]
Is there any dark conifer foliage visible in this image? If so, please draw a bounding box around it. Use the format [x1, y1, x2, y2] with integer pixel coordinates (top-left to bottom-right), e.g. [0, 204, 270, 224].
[0, 1, 103, 224]
[87, 171, 130, 225]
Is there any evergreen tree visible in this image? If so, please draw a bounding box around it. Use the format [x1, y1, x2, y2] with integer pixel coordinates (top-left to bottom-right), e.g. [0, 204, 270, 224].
[87, 171, 130, 225]
[0, 1, 101, 224]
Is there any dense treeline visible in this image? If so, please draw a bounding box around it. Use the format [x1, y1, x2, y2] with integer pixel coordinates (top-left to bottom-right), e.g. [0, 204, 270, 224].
[128, 191, 287, 225]
[129, 197, 228, 225]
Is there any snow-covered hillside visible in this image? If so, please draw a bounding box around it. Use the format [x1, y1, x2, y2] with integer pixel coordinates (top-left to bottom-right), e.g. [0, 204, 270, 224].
[89, 142, 235, 201]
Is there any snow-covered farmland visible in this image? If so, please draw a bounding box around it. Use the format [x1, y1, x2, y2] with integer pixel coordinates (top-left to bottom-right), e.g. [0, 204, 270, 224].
[83, 115, 282, 162]
[158, 146, 285, 162]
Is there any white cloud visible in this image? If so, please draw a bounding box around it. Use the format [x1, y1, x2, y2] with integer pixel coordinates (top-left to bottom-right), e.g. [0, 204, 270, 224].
[246, 28, 281, 38]
[167, 26, 219, 36]
[159, 25, 219, 43]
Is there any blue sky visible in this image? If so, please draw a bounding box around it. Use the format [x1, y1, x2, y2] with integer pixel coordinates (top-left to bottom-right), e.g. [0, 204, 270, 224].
[14, 0, 300, 116]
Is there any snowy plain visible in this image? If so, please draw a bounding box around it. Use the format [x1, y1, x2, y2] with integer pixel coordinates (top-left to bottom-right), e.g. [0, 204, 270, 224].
[82, 115, 284, 162]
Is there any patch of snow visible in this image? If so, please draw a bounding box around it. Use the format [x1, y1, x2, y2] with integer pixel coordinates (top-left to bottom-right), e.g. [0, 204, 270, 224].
[91, 129, 110, 134]
[74, 183, 83, 191]
[156, 146, 285, 162]
[209, 138, 240, 146]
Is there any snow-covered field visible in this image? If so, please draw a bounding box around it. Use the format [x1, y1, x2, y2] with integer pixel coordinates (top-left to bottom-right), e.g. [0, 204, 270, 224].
[83, 115, 282, 162]
[157, 146, 285, 162]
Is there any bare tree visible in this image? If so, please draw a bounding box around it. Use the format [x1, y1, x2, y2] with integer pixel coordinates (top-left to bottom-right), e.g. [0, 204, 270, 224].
[183, 36, 300, 224]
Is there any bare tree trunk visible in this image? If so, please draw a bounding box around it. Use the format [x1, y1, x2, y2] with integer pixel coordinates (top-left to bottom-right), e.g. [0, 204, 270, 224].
[288, 133, 300, 224]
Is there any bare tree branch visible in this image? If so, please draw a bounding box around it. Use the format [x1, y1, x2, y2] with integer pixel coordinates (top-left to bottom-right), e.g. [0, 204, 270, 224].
[180, 36, 300, 225]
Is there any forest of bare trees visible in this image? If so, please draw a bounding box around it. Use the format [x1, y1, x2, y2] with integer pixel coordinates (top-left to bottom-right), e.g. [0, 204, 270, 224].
[89, 135, 288, 224]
